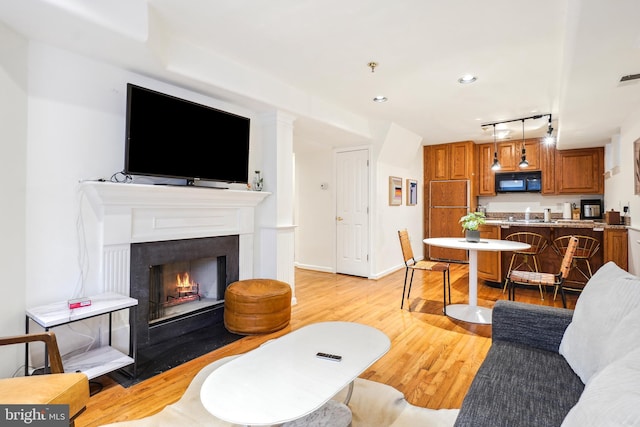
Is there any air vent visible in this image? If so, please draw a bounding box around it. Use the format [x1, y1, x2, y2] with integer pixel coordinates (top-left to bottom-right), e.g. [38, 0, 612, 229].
[619, 73, 640, 82]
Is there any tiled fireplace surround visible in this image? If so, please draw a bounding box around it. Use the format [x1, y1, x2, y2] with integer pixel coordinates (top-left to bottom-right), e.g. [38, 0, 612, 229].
[81, 181, 269, 352]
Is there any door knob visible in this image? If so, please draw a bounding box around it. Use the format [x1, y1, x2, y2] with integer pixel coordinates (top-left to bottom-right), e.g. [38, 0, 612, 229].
[336, 217, 343, 221]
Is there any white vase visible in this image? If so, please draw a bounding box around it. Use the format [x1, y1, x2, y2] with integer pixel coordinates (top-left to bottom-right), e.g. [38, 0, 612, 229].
[252, 171, 263, 191]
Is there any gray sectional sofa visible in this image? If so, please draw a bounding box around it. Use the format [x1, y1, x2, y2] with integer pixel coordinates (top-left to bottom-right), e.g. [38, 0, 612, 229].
[454, 261, 640, 427]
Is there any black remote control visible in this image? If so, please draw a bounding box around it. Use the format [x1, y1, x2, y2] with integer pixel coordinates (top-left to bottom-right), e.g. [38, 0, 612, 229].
[316, 352, 342, 361]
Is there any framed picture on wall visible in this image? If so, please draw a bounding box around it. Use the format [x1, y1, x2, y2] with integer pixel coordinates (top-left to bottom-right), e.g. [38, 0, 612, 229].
[635, 138, 640, 195]
[407, 179, 418, 206]
[389, 176, 402, 205]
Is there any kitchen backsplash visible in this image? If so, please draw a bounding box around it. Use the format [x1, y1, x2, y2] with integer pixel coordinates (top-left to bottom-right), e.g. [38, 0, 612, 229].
[478, 193, 586, 216]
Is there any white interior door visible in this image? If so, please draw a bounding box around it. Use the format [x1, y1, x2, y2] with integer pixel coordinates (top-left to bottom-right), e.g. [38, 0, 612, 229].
[336, 149, 370, 277]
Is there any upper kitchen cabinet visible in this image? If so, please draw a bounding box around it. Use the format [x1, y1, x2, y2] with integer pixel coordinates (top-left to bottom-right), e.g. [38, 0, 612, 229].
[477, 139, 541, 196]
[425, 141, 475, 181]
[496, 139, 540, 171]
[540, 142, 556, 194]
[478, 143, 496, 196]
[477, 142, 603, 195]
[521, 140, 540, 170]
[496, 142, 518, 171]
[555, 147, 604, 194]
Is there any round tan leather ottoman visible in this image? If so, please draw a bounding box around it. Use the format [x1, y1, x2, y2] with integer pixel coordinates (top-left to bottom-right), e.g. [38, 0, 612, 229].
[224, 279, 292, 335]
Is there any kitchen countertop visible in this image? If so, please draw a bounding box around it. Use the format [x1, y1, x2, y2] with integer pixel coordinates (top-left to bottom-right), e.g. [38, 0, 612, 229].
[483, 219, 627, 230]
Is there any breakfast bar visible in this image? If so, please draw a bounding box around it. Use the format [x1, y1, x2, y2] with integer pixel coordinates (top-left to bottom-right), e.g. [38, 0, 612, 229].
[477, 219, 628, 286]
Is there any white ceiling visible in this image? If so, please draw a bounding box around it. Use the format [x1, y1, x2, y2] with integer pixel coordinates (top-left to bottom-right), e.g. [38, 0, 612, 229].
[2, 0, 640, 149]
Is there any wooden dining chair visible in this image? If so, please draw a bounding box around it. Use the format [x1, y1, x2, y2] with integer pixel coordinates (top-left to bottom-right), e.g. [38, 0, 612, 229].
[552, 235, 600, 297]
[501, 232, 549, 298]
[506, 236, 579, 308]
[398, 229, 451, 313]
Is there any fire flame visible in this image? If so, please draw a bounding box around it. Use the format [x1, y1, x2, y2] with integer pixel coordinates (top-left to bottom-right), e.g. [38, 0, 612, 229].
[176, 272, 195, 289]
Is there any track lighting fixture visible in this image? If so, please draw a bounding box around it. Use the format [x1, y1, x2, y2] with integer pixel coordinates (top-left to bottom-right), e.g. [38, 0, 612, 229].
[491, 124, 501, 171]
[482, 113, 555, 170]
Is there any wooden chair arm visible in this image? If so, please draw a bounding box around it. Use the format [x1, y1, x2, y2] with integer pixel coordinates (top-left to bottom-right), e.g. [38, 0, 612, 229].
[0, 332, 64, 374]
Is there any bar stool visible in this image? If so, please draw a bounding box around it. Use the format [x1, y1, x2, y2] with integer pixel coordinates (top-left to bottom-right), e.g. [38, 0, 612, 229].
[502, 232, 549, 299]
[552, 235, 600, 297]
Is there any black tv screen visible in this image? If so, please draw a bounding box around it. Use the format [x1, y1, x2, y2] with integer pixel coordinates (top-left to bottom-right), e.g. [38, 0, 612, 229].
[124, 83, 250, 184]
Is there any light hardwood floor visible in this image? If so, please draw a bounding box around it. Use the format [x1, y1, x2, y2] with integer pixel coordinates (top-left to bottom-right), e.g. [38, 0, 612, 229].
[76, 263, 577, 427]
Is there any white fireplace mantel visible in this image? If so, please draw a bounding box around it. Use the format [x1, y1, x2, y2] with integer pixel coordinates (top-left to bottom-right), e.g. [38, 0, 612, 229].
[79, 181, 269, 295]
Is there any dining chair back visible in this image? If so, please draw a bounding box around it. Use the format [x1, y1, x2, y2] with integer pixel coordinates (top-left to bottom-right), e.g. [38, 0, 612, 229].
[398, 229, 451, 312]
[507, 236, 579, 308]
[552, 235, 600, 294]
[502, 232, 549, 297]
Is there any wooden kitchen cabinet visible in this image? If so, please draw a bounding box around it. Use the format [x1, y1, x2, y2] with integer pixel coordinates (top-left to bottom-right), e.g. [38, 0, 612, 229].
[477, 139, 541, 195]
[555, 147, 604, 194]
[493, 139, 540, 172]
[424, 142, 476, 257]
[425, 141, 474, 181]
[540, 142, 556, 194]
[521, 140, 540, 170]
[477, 143, 496, 196]
[604, 228, 628, 271]
[495, 142, 518, 171]
[477, 224, 502, 283]
[477, 143, 603, 196]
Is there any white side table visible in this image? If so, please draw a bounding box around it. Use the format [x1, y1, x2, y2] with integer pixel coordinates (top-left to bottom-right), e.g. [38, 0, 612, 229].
[26, 292, 138, 379]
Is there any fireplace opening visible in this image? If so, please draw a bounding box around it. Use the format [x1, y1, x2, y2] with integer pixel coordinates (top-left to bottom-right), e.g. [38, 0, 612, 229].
[149, 256, 227, 325]
[130, 235, 239, 350]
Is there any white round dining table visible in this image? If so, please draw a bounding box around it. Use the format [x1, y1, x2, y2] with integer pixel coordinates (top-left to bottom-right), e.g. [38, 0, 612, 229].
[423, 237, 530, 324]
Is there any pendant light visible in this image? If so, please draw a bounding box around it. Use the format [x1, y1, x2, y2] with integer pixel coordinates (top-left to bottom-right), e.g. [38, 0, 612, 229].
[491, 124, 501, 171]
[518, 119, 529, 168]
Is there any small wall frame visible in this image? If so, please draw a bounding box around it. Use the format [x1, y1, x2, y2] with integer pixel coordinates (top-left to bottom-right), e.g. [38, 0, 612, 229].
[406, 179, 418, 206]
[389, 176, 402, 206]
[635, 138, 640, 195]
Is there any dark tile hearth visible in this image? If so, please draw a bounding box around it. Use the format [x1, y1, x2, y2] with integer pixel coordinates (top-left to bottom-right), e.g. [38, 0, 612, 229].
[109, 322, 242, 388]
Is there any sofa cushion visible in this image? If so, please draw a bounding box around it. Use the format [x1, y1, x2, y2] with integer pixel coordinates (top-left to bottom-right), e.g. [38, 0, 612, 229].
[561, 347, 640, 426]
[559, 262, 640, 383]
[454, 341, 584, 427]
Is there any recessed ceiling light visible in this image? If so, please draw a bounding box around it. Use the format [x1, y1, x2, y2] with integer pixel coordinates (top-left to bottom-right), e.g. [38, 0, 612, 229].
[458, 74, 477, 84]
[373, 95, 388, 103]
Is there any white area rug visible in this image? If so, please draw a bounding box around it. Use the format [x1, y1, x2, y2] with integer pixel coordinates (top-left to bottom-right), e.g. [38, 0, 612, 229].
[101, 356, 459, 427]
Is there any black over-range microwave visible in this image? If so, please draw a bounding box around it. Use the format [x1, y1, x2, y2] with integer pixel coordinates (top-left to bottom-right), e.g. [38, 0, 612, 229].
[495, 171, 542, 193]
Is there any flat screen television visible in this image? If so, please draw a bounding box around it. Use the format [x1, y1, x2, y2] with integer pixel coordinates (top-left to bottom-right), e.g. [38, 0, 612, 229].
[124, 83, 250, 184]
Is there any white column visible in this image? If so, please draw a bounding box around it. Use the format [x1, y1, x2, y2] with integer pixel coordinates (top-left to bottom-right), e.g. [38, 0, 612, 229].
[257, 111, 297, 297]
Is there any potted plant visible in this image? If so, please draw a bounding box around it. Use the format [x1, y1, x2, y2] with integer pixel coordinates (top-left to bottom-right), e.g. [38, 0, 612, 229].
[460, 212, 486, 242]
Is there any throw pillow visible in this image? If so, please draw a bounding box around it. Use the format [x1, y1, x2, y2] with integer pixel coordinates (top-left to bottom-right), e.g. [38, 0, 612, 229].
[559, 261, 640, 383]
[561, 347, 640, 426]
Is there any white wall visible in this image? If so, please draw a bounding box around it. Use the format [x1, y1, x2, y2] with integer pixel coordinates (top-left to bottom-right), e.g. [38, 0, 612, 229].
[2, 41, 262, 373]
[374, 125, 424, 278]
[604, 107, 640, 275]
[294, 141, 335, 272]
[293, 123, 423, 279]
[23, 42, 258, 306]
[0, 22, 28, 377]
[375, 159, 424, 278]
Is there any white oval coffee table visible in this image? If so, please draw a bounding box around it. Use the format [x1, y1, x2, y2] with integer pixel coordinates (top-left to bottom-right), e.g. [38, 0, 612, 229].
[200, 321, 390, 426]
